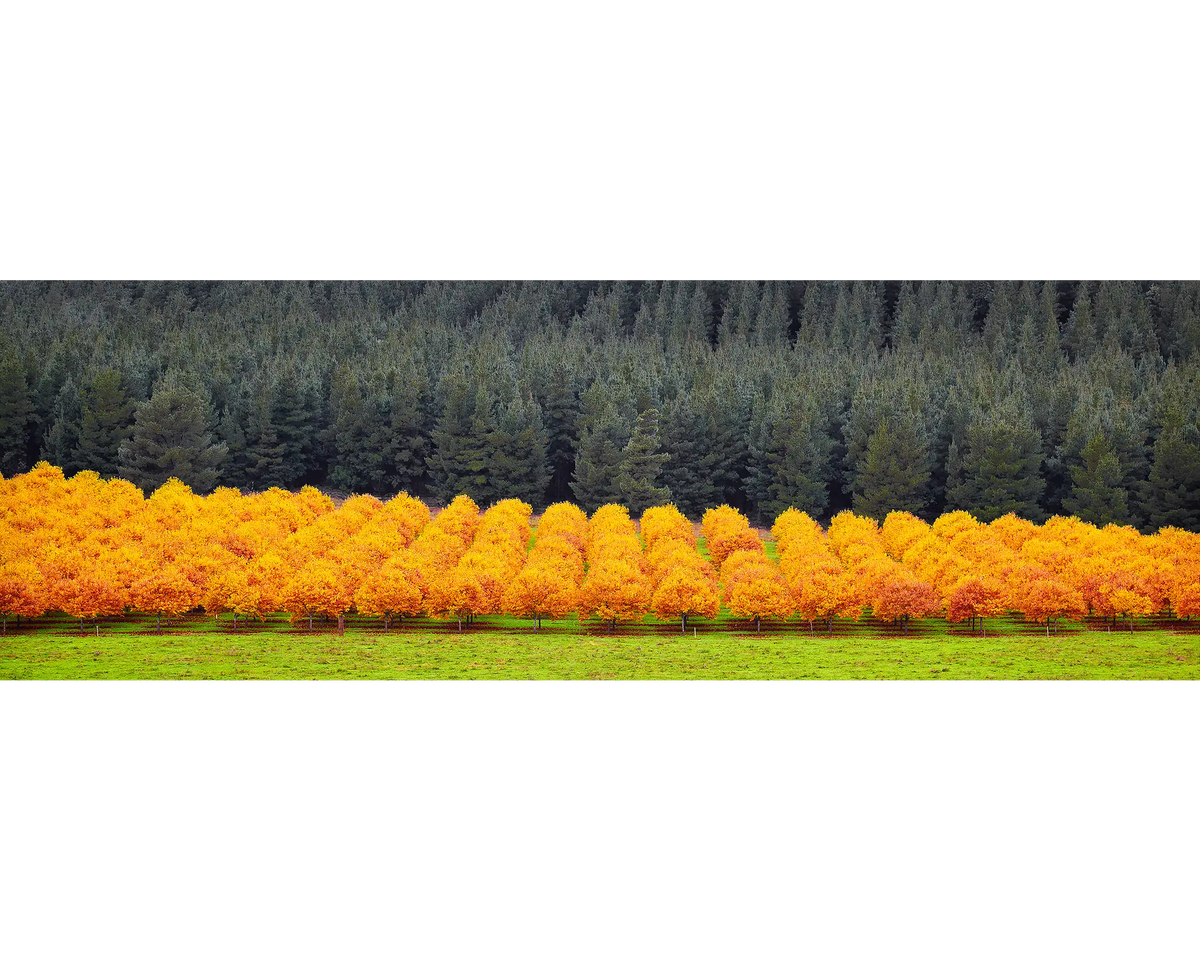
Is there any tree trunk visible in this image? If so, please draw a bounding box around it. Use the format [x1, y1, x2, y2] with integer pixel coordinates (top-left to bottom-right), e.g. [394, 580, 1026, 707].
[338, 613, 344, 636]
[458, 615, 462, 633]
[756, 617, 761, 634]
[681, 613, 686, 634]
[80, 618, 84, 634]
[308, 612, 313, 632]
[156, 612, 161, 635]
[809, 619, 814, 637]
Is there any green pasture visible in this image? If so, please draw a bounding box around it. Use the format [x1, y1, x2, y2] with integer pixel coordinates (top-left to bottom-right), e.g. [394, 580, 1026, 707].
[2, 610, 1197, 679]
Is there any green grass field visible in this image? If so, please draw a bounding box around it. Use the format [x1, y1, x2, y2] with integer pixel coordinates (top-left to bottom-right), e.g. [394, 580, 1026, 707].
[2, 611, 1198, 679]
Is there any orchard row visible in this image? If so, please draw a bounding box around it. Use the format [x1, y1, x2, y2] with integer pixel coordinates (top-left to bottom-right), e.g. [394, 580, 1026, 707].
[1, 462, 1198, 635]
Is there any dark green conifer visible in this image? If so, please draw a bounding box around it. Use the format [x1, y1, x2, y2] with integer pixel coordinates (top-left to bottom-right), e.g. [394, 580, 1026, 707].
[1062, 431, 1129, 526]
[0, 354, 34, 475]
[118, 382, 226, 494]
[945, 418, 1046, 521]
[488, 394, 551, 508]
[74, 369, 135, 477]
[852, 417, 932, 520]
[613, 408, 671, 515]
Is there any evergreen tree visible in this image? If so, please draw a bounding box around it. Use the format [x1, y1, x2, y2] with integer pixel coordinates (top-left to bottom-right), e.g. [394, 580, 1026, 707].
[428, 377, 491, 503]
[742, 395, 776, 522]
[42, 375, 83, 476]
[982, 283, 1014, 355]
[327, 368, 385, 492]
[570, 413, 626, 513]
[945, 418, 1046, 521]
[539, 366, 581, 502]
[216, 402, 251, 489]
[243, 372, 317, 489]
[613, 408, 671, 515]
[852, 417, 933, 520]
[245, 392, 288, 490]
[74, 368, 135, 477]
[381, 373, 427, 495]
[118, 382, 227, 494]
[891, 281, 922, 351]
[1143, 426, 1200, 531]
[488, 393, 551, 508]
[1062, 431, 1129, 526]
[658, 392, 712, 518]
[0, 354, 34, 475]
[765, 394, 835, 521]
[1067, 285, 1095, 360]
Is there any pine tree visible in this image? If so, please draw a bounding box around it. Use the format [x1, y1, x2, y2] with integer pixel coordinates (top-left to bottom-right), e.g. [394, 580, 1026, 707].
[428, 377, 491, 504]
[1067, 285, 1095, 360]
[765, 394, 835, 521]
[613, 408, 671, 515]
[74, 368, 135, 477]
[216, 402, 251, 489]
[327, 368, 385, 492]
[381, 373, 427, 495]
[118, 382, 227, 493]
[539, 366, 581, 502]
[852, 417, 933, 520]
[944, 418, 1046, 522]
[1143, 426, 1200, 531]
[570, 413, 626, 513]
[245, 392, 287, 490]
[0, 354, 34, 475]
[488, 393, 551, 508]
[1063, 431, 1129, 526]
[658, 393, 712, 518]
[245, 372, 315, 489]
[42, 375, 83, 476]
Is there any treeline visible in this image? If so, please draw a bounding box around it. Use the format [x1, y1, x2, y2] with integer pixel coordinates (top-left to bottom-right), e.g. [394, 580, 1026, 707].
[1, 280, 1199, 531]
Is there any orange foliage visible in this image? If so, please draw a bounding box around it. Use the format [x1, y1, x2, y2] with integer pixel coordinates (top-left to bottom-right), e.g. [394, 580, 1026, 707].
[651, 567, 720, 631]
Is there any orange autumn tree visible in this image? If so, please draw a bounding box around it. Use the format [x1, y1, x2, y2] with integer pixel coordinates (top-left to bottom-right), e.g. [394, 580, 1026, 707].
[701, 505, 763, 565]
[55, 573, 128, 633]
[502, 562, 579, 631]
[726, 568, 793, 634]
[354, 558, 424, 632]
[425, 568, 488, 632]
[651, 567, 720, 633]
[1017, 577, 1087, 636]
[200, 558, 264, 631]
[281, 558, 354, 632]
[722, 549, 792, 634]
[0, 560, 47, 633]
[870, 574, 942, 633]
[789, 559, 861, 636]
[129, 565, 201, 634]
[577, 558, 652, 632]
[945, 576, 1007, 635]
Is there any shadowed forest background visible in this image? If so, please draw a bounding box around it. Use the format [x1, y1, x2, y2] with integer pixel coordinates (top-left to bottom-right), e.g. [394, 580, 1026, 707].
[2, 280, 1199, 531]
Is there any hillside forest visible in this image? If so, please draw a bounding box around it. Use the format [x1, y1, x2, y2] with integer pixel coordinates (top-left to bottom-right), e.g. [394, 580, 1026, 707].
[1, 281, 1199, 531]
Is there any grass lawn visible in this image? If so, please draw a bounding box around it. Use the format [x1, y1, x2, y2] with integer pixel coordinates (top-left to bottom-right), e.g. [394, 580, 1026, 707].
[2, 611, 1198, 679]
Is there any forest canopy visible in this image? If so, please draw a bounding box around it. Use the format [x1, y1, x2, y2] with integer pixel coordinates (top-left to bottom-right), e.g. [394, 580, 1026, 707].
[1, 280, 1199, 532]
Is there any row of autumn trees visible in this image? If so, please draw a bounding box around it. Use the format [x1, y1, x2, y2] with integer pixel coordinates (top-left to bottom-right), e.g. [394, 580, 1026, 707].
[2, 463, 1199, 636]
[2, 281, 1200, 532]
